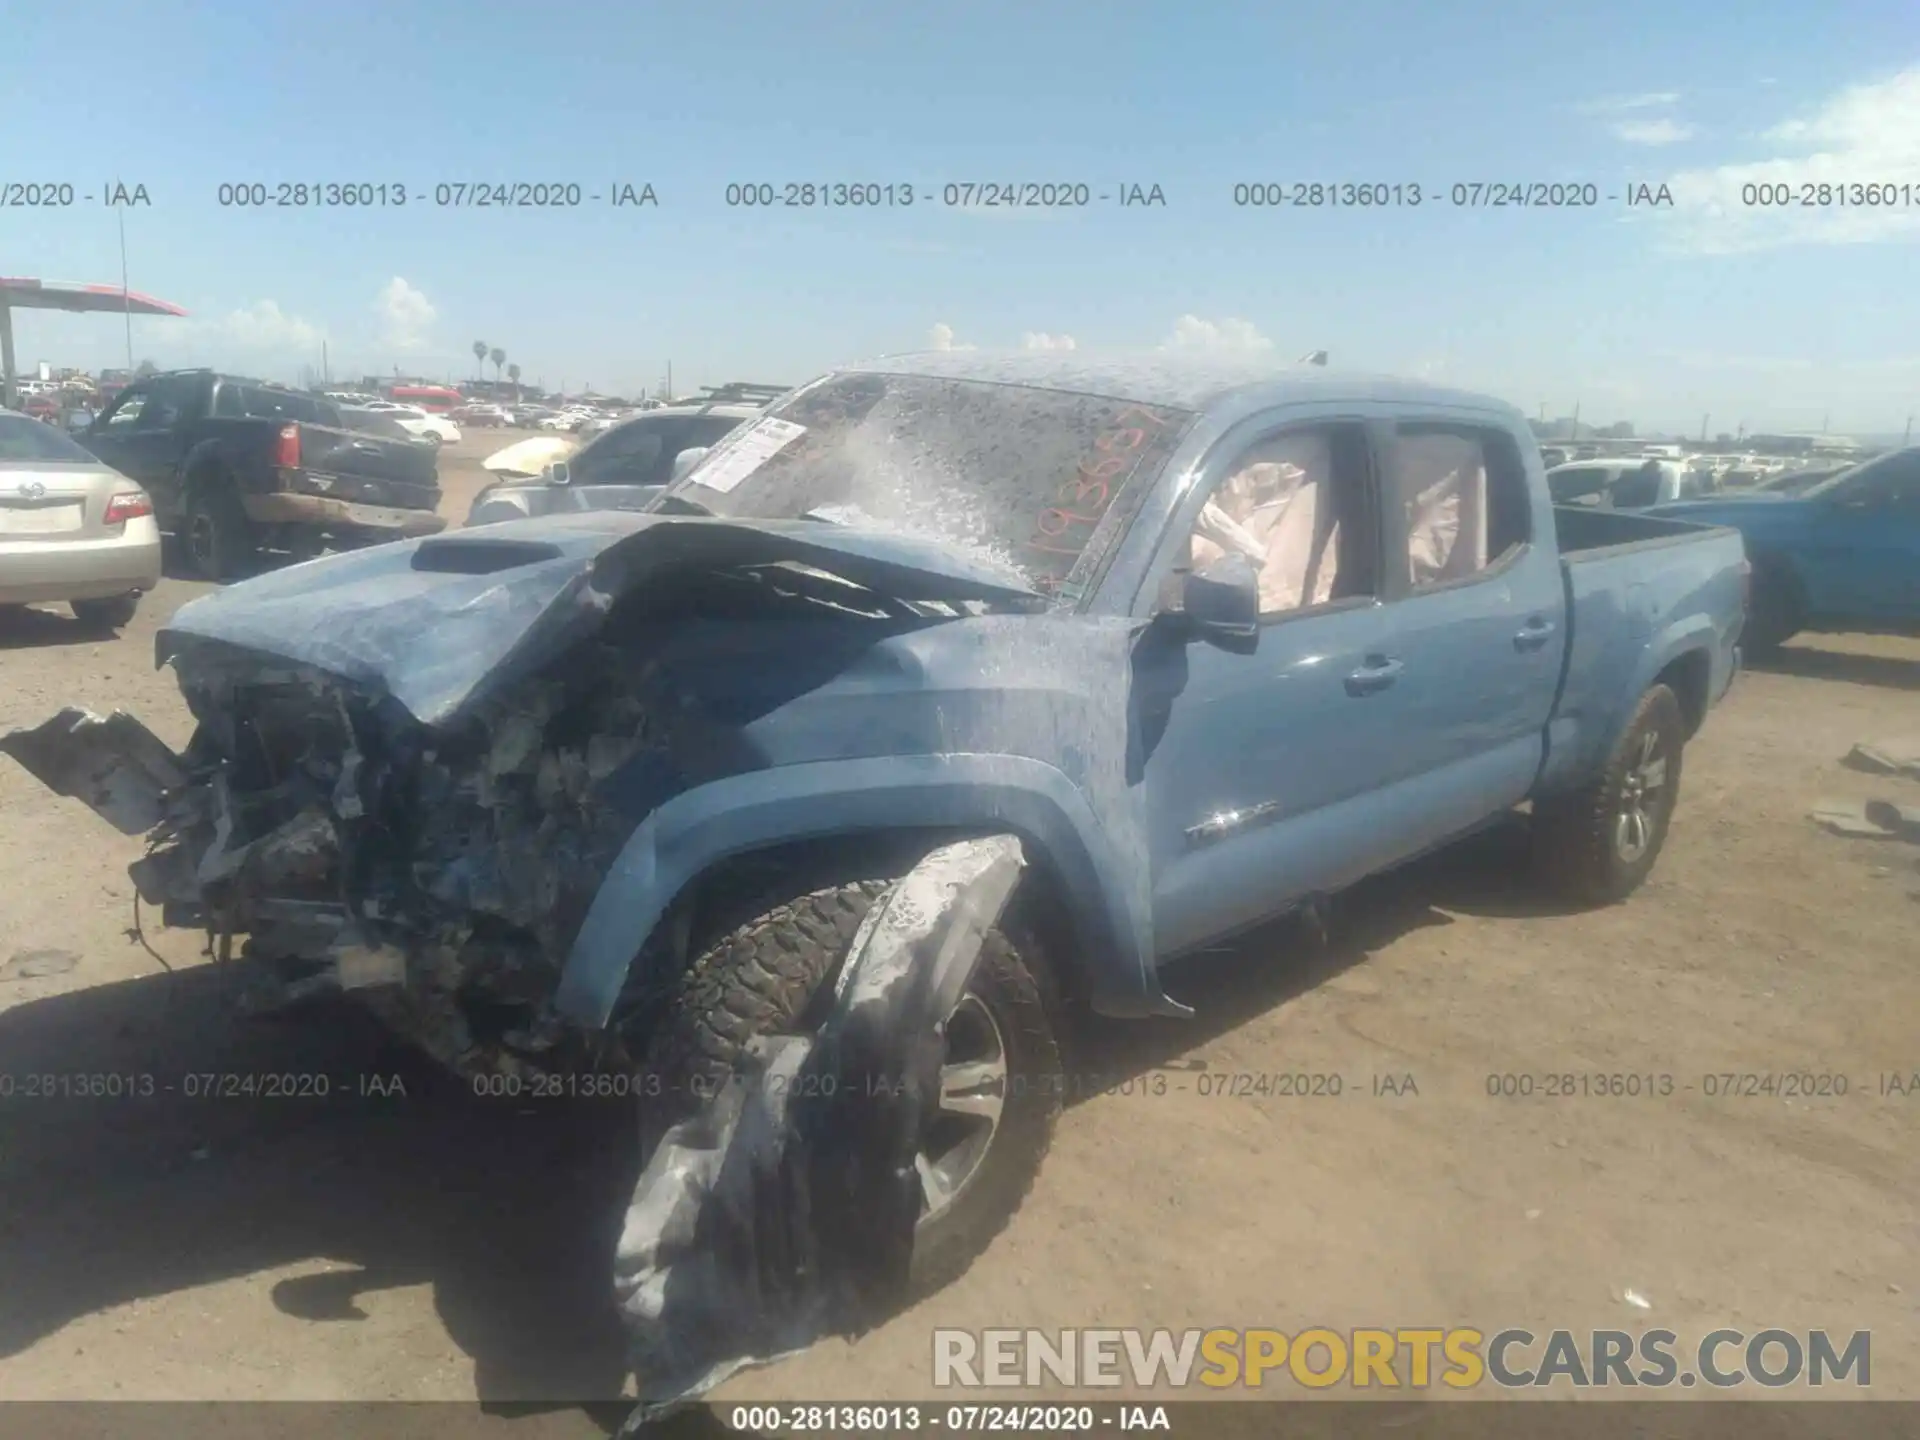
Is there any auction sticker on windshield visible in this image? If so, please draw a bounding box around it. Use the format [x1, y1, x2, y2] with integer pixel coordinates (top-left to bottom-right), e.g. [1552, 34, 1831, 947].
[691, 416, 807, 494]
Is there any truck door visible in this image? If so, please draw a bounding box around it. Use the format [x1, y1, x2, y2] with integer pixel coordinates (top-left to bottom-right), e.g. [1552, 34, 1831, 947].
[85, 375, 196, 520]
[1366, 420, 1566, 854]
[1131, 417, 1404, 959]
[1798, 451, 1920, 623]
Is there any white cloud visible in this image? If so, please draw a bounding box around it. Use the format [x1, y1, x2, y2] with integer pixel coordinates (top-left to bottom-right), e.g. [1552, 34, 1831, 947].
[1579, 91, 1680, 114]
[927, 321, 976, 351]
[1021, 331, 1077, 351]
[195, 299, 324, 352]
[376, 276, 436, 351]
[1661, 65, 1920, 252]
[1612, 118, 1695, 146]
[1162, 314, 1274, 354]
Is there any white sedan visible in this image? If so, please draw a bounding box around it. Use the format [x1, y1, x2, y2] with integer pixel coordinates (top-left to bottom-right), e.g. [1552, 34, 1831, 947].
[355, 402, 461, 447]
[0, 407, 162, 631]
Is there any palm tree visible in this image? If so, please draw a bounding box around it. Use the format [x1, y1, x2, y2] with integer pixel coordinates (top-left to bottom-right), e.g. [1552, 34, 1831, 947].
[489, 347, 506, 383]
[506, 362, 522, 402]
[472, 340, 488, 381]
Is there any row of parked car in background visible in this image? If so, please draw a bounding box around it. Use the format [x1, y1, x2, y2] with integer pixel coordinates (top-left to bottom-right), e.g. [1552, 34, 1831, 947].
[324, 390, 648, 437]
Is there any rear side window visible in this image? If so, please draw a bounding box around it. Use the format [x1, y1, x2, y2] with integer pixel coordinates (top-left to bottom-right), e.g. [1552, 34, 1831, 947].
[1548, 466, 1612, 505]
[1608, 465, 1663, 509]
[1389, 426, 1530, 590]
[214, 385, 332, 425]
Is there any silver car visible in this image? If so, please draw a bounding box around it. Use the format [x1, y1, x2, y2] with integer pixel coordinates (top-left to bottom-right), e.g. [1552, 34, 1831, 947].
[465, 402, 759, 525]
[0, 407, 163, 630]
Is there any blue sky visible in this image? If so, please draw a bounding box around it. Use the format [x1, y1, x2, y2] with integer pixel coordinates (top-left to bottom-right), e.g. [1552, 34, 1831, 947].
[6, 0, 1918, 436]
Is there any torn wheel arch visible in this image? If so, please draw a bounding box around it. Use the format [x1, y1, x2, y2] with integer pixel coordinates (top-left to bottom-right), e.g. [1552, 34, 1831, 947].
[552, 751, 1172, 1033]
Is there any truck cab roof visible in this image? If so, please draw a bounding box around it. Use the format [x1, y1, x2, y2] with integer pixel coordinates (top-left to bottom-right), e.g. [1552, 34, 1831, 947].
[851, 349, 1518, 420]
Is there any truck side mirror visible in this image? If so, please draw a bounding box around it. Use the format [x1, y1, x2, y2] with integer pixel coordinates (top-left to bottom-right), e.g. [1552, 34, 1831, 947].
[1180, 554, 1260, 643]
[547, 461, 571, 486]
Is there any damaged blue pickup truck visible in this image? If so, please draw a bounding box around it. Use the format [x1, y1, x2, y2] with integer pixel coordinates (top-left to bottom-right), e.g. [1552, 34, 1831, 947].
[3, 353, 1747, 1406]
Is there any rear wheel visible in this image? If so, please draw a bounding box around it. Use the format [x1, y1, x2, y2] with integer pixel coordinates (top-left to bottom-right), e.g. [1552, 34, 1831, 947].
[70, 593, 140, 632]
[1532, 683, 1686, 905]
[641, 872, 1063, 1293]
[182, 480, 258, 582]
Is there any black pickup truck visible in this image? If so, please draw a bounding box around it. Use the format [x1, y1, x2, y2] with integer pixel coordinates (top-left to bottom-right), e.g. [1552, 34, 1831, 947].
[80, 369, 444, 580]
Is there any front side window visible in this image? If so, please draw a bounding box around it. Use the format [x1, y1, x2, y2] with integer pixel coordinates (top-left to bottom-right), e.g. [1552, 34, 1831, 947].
[103, 386, 149, 426]
[1179, 426, 1376, 618]
[663, 371, 1194, 598]
[132, 376, 193, 430]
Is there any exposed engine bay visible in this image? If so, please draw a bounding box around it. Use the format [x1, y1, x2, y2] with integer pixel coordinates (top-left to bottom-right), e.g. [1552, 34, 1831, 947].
[134, 639, 668, 1081]
[5, 534, 1038, 1087]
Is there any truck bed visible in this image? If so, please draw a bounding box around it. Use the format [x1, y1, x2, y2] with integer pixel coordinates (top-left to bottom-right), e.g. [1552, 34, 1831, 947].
[1537, 506, 1748, 795]
[1553, 504, 1728, 554]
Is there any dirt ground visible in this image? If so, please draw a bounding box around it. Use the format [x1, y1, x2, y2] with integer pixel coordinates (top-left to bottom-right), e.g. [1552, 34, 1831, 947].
[2, 431, 1916, 1410]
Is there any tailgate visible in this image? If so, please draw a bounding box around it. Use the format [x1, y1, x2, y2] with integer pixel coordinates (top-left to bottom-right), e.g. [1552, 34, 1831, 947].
[299, 423, 440, 506]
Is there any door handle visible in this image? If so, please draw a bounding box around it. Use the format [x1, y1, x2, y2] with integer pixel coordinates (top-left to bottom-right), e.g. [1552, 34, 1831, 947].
[1345, 656, 1403, 695]
[1514, 616, 1557, 651]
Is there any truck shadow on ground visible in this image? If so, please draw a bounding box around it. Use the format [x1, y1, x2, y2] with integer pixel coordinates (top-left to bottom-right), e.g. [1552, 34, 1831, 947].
[1749, 642, 1920, 693]
[1063, 818, 1550, 1086]
[0, 970, 639, 1410]
[0, 819, 1567, 1423]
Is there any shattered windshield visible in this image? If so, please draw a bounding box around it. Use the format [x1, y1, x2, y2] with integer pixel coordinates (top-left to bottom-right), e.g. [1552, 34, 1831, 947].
[658, 371, 1194, 600]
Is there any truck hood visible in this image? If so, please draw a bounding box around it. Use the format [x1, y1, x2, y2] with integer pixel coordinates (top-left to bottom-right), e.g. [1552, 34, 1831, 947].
[155, 511, 1044, 727]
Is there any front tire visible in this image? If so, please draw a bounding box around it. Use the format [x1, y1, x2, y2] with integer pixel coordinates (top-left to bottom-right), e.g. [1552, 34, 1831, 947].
[1532, 683, 1686, 906]
[642, 874, 1063, 1293]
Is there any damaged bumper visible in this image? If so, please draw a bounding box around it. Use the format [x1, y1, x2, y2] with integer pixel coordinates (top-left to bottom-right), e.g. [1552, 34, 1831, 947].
[0, 707, 188, 835]
[240, 491, 448, 539]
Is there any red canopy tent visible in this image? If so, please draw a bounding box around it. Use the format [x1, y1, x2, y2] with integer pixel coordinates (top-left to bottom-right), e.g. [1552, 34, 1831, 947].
[0, 277, 188, 407]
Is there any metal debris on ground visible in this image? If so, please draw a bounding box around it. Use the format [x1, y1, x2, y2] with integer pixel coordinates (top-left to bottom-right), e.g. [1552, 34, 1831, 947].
[0, 948, 82, 981]
[1842, 741, 1920, 781]
[1810, 799, 1920, 842]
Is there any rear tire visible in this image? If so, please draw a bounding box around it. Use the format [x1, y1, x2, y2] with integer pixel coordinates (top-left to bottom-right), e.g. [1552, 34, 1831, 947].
[182, 479, 258, 582]
[1532, 683, 1686, 906]
[70, 593, 140, 632]
[642, 872, 1063, 1294]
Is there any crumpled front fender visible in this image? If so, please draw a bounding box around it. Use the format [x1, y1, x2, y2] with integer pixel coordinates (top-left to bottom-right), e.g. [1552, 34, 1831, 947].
[613, 834, 1027, 1426]
[555, 752, 1185, 1030]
